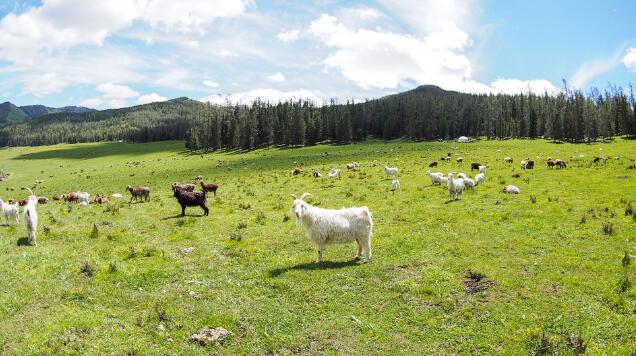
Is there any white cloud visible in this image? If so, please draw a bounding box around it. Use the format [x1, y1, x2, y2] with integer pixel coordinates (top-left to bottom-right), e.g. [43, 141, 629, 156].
[277, 29, 300, 43]
[79, 98, 103, 108]
[570, 55, 622, 88]
[489, 79, 559, 95]
[0, 0, 252, 63]
[137, 93, 168, 104]
[623, 48, 636, 72]
[96, 83, 139, 99]
[200, 88, 323, 105]
[203, 80, 220, 88]
[108, 99, 128, 109]
[267, 72, 286, 82]
[379, 0, 480, 35]
[21, 72, 68, 97]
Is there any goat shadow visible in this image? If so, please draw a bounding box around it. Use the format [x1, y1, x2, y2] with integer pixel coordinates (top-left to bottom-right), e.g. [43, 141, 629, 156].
[161, 214, 206, 220]
[269, 259, 359, 277]
[16, 237, 32, 246]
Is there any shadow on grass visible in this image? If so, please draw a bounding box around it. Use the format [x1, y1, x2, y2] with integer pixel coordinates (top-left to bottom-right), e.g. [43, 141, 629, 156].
[269, 259, 360, 277]
[12, 141, 183, 160]
[160, 214, 206, 220]
[16, 237, 32, 246]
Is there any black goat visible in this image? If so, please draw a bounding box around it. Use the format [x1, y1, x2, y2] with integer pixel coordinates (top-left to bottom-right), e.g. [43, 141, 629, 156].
[172, 186, 209, 216]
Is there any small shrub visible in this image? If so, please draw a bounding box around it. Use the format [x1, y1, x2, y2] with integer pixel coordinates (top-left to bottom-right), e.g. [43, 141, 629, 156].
[273, 201, 284, 210]
[530, 195, 537, 204]
[256, 211, 266, 225]
[345, 191, 353, 198]
[90, 223, 99, 239]
[617, 275, 631, 294]
[155, 304, 170, 323]
[566, 335, 586, 355]
[602, 222, 613, 235]
[239, 202, 251, 210]
[127, 246, 137, 259]
[108, 261, 118, 273]
[43, 226, 51, 235]
[229, 232, 242, 241]
[625, 202, 633, 216]
[498, 179, 506, 185]
[80, 261, 94, 277]
[237, 222, 247, 229]
[283, 213, 290, 222]
[579, 215, 586, 224]
[622, 251, 631, 266]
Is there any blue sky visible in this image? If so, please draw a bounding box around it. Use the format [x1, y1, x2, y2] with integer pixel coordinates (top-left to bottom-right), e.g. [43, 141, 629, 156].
[0, 0, 635, 108]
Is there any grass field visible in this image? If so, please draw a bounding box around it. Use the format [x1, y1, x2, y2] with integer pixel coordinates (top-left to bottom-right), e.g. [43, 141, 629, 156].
[0, 138, 635, 354]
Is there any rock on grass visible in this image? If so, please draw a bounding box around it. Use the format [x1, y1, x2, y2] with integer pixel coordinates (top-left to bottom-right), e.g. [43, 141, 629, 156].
[190, 327, 232, 346]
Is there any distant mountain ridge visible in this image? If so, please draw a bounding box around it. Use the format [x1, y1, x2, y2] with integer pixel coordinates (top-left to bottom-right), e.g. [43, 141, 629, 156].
[0, 101, 96, 124]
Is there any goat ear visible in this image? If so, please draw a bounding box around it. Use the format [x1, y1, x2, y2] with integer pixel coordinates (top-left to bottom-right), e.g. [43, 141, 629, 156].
[290, 194, 297, 200]
[300, 192, 311, 200]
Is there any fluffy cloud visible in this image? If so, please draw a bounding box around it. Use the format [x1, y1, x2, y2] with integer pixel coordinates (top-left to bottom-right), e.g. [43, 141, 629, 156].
[200, 89, 323, 105]
[96, 83, 140, 99]
[0, 0, 252, 63]
[623, 48, 636, 72]
[277, 29, 300, 43]
[267, 73, 286, 82]
[379, 0, 479, 35]
[137, 93, 168, 104]
[21, 72, 68, 97]
[489, 79, 558, 95]
[203, 80, 220, 88]
[79, 98, 103, 108]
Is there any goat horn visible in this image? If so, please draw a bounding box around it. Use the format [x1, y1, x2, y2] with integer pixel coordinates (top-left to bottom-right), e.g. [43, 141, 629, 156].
[25, 188, 34, 196]
[290, 194, 297, 200]
[300, 193, 311, 200]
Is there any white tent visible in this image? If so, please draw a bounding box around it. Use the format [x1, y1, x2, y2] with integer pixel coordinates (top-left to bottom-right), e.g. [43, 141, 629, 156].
[458, 136, 469, 143]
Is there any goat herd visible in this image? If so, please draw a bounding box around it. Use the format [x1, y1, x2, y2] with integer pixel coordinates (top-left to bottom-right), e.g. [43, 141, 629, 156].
[0, 151, 630, 264]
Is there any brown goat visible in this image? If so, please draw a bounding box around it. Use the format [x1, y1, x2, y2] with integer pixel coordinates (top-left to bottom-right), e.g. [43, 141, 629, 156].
[38, 197, 48, 204]
[547, 160, 556, 168]
[429, 161, 438, 168]
[95, 195, 109, 204]
[52, 195, 61, 201]
[127, 185, 150, 202]
[555, 159, 567, 169]
[292, 168, 304, 175]
[64, 192, 79, 203]
[172, 182, 195, 192]
[200, 181, 218, 196]
[512, 173, 521, 178]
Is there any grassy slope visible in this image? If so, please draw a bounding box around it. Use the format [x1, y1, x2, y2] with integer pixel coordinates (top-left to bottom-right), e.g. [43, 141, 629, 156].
[0, 139, 635, 354]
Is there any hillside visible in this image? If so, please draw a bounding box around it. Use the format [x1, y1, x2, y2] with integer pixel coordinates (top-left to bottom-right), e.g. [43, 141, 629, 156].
[0, 102, 30, 124]
[19, 104, 96, 118]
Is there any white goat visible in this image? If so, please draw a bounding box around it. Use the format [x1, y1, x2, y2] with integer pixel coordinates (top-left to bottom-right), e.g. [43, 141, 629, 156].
[520, 160, 527, 169]
[463, 177, 476, 191]
[290, 193, 373, 263]
[328, 168, 341, 179]
[425, 170, 444, 185]
[457, 172, 467, 179]
[22, 189, 38, 246]
[0, 198, 19, 225]
[384, 165, 398, 179]
[438, 176, 449, 185]
[478, 165, 486, 173]
[475, 173, 485, 186]
[502, 185, 521, 194]
[390, 179, 400, 192]
[112, 193, 123, 198]
[447, 173, 465, 200]
[504, 157, 513, 164]
[78, 192, 90, 205]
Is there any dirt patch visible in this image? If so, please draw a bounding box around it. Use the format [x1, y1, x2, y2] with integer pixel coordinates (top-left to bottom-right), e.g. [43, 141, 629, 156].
[463, 270, 492, 294]
[190, 327, 232, 346]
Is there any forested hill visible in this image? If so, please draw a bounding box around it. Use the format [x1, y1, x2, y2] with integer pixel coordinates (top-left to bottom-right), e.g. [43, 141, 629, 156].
[0, 84, 635, 148]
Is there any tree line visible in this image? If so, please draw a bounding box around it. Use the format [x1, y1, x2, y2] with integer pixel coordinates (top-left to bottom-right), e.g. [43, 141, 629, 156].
[0, 84, 634, 149]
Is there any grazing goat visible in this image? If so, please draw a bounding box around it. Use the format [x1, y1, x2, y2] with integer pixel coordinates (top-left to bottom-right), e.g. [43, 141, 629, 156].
[200, 181, 218, 196]
[390, 179, 400, 193]
[52, 195, 61, 201]
[23, 189, 38, 246]
[475, 173, 485, 186]
[0, 198, 19, 225]
[78, 192, 90, 206]
[504, 157, 513, 164]
[429, 161, 438, 168]
[512, 173, 521, 178]
[290, 193, 372, 264]
[95, 195, 109, 204]
[127, 186, 150, 202]
[346, 162, 359, 171]
[456, 157, 464, 165]
[328, 169, 341, 179]
[526, 160, 534, 169]
[503, 185, 521, 194]
[555, 159, 567, 169]
[292, 168, 304, 175]
[470, 162, 481, 171]
[37, 197, 48, 204]
[463, 178, 476, 191]
[520, 160, 527, 169]
[172, 182, 195, 192]
[312, 170, 322, 178]
[173, 185, 208, 216]
[384, 165, 398, 179]
[547, 159, 556, 168]
[478, 165, 486, 173]
[425, 170, 444, 185]
[64, 192, 78, 203]
[447, 173, 465, 200]
[457, 173, 467, 179]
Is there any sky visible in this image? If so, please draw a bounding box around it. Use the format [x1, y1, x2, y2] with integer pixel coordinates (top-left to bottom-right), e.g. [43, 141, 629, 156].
[0, 0, 635, 109]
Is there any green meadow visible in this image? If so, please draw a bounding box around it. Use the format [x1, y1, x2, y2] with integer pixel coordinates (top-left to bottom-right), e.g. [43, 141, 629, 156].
[0, 138, 635, 354]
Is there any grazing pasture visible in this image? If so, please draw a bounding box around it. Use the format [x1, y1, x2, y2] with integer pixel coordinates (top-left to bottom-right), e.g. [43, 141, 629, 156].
[0, 138, 635, 354]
